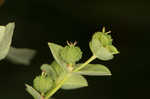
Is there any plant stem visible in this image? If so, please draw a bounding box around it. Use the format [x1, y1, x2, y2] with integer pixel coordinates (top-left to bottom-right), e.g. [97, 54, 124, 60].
[44, 74, 70, 99]
[73, 55, 96, 72]
[44, 55, 96, 99]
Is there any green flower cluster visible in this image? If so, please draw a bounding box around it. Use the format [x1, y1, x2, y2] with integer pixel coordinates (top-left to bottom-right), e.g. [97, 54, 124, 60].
[90, 27, 119, 60]
[25, 26, 119, 99]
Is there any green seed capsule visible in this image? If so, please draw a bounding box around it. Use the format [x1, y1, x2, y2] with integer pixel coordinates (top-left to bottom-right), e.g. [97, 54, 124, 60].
[60, 44, 82, 64]
[33, 76, 53, 93]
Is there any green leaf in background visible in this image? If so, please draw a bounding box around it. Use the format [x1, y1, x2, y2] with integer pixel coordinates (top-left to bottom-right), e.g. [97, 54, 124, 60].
[76, 64, 111, 76]
[25, 84, 42, 99]
[41, 64, 57, 80]
[6, 47, 36, 65]
[48, 42, 68, 70]
[0, 22, 15, 60]
[61, 73, 88, 90]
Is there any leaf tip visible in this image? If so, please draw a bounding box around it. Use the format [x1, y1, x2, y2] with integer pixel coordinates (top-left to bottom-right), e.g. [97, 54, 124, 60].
[48, 42, 52, 46]
[25, 84, 29, 88]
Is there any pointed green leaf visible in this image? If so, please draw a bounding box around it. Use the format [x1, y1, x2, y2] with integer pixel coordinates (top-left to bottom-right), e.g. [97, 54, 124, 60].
[51, 61, 67, 83]
[40, 64, 57, 80]
[6, 47, 36, 65]
[50, 61, 66, 76]
[25, 84, 42, 99]
[62, 73, 88, 90]
[48, 42, 68, 70]
[76, 64, 111, 76]
[0, 23, 15, 60]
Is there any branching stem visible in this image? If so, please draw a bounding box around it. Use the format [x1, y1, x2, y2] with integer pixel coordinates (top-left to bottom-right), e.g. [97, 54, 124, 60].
[45, 55, 96, 99]
[73, 55, 96, 72]
[45, 74, 70, 99]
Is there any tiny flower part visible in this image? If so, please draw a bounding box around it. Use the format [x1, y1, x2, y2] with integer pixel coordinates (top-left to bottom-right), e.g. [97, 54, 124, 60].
[90, 27, 119, 61]
[60, 41, 82, 64]
[67, 41, 77, 46]
[107, 45, 119, 54]
[92, 31, 112, 47]
[33, 76, 53, 93]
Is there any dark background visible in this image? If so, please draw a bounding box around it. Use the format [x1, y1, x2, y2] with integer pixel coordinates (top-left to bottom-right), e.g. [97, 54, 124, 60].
[0, 0, 150, 99]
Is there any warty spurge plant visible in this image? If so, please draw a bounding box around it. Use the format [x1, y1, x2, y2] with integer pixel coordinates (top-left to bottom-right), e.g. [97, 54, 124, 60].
[25, 27, 119, 99]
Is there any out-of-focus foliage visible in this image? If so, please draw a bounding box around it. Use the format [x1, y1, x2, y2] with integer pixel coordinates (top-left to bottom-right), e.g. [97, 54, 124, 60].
[6, 47, 36, 65]
[0, 23, 15, 60]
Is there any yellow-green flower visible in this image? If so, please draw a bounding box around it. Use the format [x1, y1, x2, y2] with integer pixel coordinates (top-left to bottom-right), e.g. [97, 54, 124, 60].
[90, 27, 119, 61]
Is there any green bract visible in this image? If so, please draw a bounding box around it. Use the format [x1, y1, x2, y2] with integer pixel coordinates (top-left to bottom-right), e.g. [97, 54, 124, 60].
[51, 61, 67, 83]
[90, 28, 119, 61]
[26, 84, 42, 99]
[76, 64, 111, 76]
[51, 61, 66, 77]
[60, 44, 82, 64]
[61, 73, 88, 90]
[33, 76, 53, 93]
[107, 45, 119, 54]
[0, 23, 15, 60]
[93, 32, 112, 47]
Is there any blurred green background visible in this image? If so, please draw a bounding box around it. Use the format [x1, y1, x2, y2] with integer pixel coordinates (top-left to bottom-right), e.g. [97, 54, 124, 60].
[0, 0, 150, 99]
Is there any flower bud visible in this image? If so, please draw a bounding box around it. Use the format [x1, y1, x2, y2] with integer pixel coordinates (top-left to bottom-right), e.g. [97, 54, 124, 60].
[33, 76, 53, 93]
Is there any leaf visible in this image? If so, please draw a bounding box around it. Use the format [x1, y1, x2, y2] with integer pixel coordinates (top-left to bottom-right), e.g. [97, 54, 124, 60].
[25, 84, 42, 99]
[89, 38, 113, 61]
[61, 73, 88, 90]
[6, 47, 36, 65]
[0, 26, 5, 43]
[76, 64, 111, 76]
[0, 23, 15, 60]
[50, 61, 67, 83]
[40, 64, 57, 80]
[41, 61, 67, 84]
[48, 42, 68, 70]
